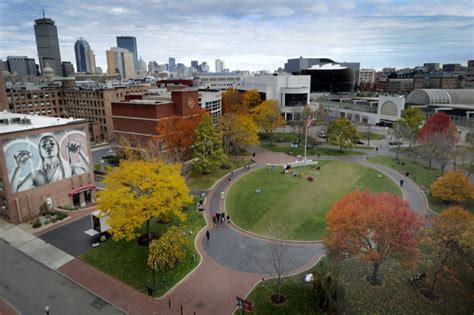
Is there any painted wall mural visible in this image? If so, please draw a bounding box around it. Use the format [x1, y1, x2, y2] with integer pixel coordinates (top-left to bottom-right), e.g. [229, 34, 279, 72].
[3, 128, 90, 193]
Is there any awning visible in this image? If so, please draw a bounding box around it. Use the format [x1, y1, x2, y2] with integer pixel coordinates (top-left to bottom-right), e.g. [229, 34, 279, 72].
[69, 184, 96, 196]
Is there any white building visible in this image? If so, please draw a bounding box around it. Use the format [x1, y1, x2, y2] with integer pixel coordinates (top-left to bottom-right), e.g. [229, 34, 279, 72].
[199, 73, 243, 90]
[199, 90, 222, 124]
[215, 59, 225, 73]
[237, 74, 311, 120]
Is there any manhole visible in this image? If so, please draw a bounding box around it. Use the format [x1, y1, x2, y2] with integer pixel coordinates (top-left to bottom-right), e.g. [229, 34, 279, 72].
[90, 297, 108, 310]
[196, 302, 205, 309]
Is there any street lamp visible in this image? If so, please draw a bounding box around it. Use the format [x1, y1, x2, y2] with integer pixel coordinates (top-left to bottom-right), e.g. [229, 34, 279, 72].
[44, 305, 50, 315]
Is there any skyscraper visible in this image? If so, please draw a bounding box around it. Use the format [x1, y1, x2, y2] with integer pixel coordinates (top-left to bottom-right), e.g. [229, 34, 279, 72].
[215, 59, 224, 72]
[34, 15, 62, 75]
[74, 38, 96, 74]
[168, 57, 176, 72]
[116, 36, 138, 72]
[106, 47, 136, 79]
[61, 61, 75, 77]
[191, 60, 199, 69]
[6, 56, 37, 76]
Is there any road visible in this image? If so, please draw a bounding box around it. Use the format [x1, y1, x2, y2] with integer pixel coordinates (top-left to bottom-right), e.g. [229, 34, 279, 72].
[0, 240, 122, 315]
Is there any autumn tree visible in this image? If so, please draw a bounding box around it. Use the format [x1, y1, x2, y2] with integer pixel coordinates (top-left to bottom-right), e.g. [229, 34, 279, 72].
[241, 89, 262, 109]
[220, 113, 259, 154]
[421, 207, 474, 299]
[156, 108, 206, 162]
[222, 88, 243, 113]
[251, 100, 285, 145]
[401, 107, 424, 148]
[327, 118, 360, 152]
[98, 160, 192, 241]
[418, 113, 458, 169]
[192, 115, 227, 174]
[431, 170, 474, 205]
[148, 226, 187, 274]
[316, 104, 326, 126]
[324, 190, 424, 286]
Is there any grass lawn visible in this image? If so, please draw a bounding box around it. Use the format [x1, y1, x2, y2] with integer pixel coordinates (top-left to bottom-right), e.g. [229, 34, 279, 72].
[261, 143, 364, 157]
[187, 159, 250, 191]
[81, 198, 206, 297]
[227, 160, 401, 240]
[368, 155, 474, 213]
[248, 255, 473, 314]
[258, 132, 301, 143]
[359, 131, 386, 140]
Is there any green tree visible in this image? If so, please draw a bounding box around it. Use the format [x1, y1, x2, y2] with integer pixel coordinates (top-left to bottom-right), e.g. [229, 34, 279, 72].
[327, 118, 360, 152]
[192, 115, 227, 174]
[97, 160, 192, 241]
[251, 100, 285, 145]
[401, 107, 424, 148]
[241, 89, 262, 109]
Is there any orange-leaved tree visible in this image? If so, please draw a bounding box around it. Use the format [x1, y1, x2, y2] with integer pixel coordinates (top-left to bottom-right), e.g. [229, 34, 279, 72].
[431, 170, 474, 205]
[251, 100, 285, 145]
[422, 206, 474, 299]
[156, 108, 206, 162]
[324, 190, 424, 286]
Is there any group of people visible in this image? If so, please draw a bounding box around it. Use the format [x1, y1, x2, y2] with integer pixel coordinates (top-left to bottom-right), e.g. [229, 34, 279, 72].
[213, 212, 230, 224]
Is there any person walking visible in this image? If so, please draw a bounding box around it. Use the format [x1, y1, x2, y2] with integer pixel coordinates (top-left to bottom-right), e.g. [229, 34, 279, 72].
[212, 213, 216, 224]
[400, 179, 404, 187]
[216, 212, 220, 222]
[376, 146, 379, 153]
[205, 230, 210, 241]
[221, 213, 225, 222]
[227, 214, 230, 223]
[221, 191, 225, 199]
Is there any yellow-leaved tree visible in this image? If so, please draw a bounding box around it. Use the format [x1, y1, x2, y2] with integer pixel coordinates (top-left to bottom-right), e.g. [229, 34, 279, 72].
[148, 226, 187, 273]
[251, 100, 285, 145]
[221, 113, 259, 153]
[431, 170, 474, 205]
[98, 160, 192, 241]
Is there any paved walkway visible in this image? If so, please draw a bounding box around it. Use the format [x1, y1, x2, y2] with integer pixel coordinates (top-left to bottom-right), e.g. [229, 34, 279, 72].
[13, 144, 432, 314]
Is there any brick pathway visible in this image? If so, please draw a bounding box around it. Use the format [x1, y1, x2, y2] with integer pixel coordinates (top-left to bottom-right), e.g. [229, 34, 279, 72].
[0, 298, 19, 315]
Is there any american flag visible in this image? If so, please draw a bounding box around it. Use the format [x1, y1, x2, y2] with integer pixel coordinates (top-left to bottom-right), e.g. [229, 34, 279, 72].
[306, 115, 313, 128]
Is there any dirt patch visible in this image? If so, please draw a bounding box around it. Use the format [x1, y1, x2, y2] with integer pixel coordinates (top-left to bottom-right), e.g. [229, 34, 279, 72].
[270, 294, 288, 306]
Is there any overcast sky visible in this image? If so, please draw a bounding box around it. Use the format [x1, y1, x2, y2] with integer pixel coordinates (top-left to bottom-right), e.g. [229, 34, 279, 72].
[0, 0, 473, 72]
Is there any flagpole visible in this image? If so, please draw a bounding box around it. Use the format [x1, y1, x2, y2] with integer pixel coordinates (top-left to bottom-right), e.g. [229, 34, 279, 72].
[304, 118, 308, 165]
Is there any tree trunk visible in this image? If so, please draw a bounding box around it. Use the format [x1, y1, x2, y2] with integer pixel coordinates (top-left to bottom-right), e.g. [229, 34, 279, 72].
[428, 157, 432, 169]
[146, 219, 151, 240]
[277, 274, 281, 302]
[370, 262, 381, 285]
[269, 131, 273, 145]
[396, 144, 401, 160]
[429, 253, 449, 297]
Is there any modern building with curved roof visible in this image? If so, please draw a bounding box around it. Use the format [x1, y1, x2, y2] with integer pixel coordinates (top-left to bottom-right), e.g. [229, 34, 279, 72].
[407, 89, 474, 107]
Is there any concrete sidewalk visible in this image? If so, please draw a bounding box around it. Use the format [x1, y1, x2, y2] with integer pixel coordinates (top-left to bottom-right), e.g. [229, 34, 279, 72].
[0, 220, 73, 270]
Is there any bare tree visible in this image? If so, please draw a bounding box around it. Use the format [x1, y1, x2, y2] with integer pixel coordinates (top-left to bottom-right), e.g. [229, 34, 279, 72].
[392, 121, 411, 160]
[258, 224, 294, 303]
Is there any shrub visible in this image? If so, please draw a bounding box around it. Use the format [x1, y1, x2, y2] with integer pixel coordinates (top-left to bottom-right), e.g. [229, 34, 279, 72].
[32, 219, 42, 228]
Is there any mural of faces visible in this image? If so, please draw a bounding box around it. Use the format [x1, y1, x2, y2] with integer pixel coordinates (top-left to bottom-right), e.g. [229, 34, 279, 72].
[4, 128, 90, 193]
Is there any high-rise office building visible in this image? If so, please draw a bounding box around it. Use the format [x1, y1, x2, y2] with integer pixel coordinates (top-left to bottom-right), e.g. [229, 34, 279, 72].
[34, 15, 62, 75]
[6, 56, 37, 76]
[201, 61, 209, 73]
[169, 57, 176, 72]
[215, 59, 224, 72]
[116, 36, 138, 72]
[74, 38, 96, 73]
[106, 47, 136, 79]
[191, 60, 199, 69]
[62, 61, 75, 77]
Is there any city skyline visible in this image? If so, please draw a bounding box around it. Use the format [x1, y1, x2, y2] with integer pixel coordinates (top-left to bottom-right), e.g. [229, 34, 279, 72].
[0, 0, 473, 72]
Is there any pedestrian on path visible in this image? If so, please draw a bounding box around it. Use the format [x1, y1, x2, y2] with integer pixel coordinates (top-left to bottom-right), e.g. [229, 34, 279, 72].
[216, 212, 220, 222]
[228, 176, 231, 182]
[400, 179, 404, 187]
[212, 213, 216, 224]
[227, 214, 230, 223]
[376, 147, 379, 153]
[221, 191, 225, 199]
[221, 213, 225, 222]
[231, 171, 234, 178]
[206, 230, 210, 241]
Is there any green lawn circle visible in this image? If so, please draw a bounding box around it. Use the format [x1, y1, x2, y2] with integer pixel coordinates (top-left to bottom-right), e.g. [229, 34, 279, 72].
[226, 160, 402, 241]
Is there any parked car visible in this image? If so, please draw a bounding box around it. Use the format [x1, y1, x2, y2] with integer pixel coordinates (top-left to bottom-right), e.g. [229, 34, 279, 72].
[389, 138, 403, 145]
[357, 140, 365, 145]
[318, 131, 327, 139]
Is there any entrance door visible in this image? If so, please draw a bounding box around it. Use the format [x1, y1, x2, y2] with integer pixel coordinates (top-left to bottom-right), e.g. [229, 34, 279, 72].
[84, 189, 92, 203]
[72, 193, 80, 207]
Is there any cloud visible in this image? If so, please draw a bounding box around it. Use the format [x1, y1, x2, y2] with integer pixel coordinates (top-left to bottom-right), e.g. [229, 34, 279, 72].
[0, 0, 472, 72]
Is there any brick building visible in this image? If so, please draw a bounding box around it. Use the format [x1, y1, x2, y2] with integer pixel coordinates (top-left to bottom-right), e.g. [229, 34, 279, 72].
[0, 112, 94, 224]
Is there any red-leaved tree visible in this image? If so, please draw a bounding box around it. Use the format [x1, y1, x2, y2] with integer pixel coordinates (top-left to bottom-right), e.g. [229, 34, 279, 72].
[418, 112, 451, 142]
[155, 108, 206, 161]
[324, 190, 425, 285]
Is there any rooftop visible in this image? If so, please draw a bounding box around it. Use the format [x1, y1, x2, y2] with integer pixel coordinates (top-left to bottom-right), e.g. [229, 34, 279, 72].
[0, 111, 86, 135]
[407, 89, 474, 106]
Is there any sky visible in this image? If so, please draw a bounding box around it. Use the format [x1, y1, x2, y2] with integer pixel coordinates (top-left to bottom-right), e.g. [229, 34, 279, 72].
[0, 0, 473, 72]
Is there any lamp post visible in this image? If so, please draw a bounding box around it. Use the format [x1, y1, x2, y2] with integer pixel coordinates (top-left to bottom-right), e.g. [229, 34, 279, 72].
[44, 305, 50, 315]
